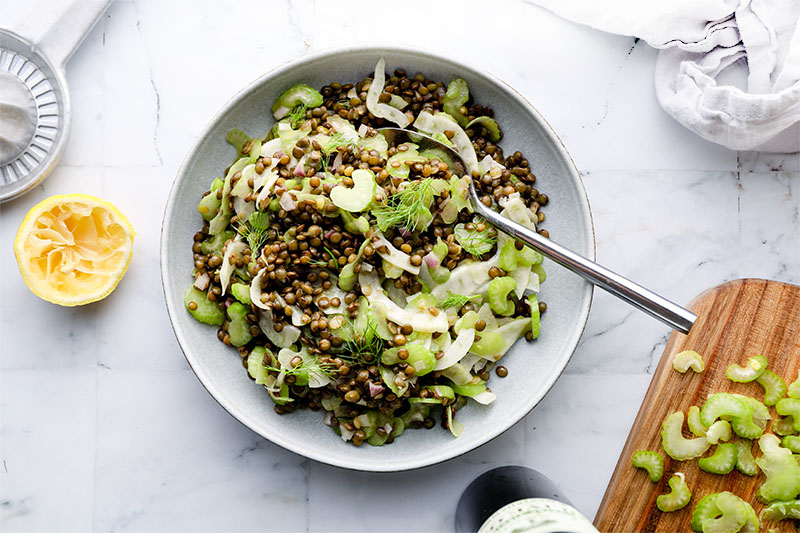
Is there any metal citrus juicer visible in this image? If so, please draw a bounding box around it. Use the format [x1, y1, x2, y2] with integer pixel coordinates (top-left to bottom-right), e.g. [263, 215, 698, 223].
[0, 0, 112, 202]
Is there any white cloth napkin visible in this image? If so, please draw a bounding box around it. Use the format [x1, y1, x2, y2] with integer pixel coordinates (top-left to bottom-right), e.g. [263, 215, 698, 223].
[526, 0, 800, 152]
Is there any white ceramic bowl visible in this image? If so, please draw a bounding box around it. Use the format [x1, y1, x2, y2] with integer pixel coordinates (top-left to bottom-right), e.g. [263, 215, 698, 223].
[161, 45, 594, 471]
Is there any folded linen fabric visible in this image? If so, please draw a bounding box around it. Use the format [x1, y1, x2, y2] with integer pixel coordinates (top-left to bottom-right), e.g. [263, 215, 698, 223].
[526, 0, 800, 152]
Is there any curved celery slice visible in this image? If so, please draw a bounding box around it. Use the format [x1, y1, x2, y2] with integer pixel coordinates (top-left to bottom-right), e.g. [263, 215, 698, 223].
[781, 435, 800, 453]
[760, 499, 800, 522]
[631, 450, 664, 482]
[185, 286, 225, 326]
[776, 399, 800, 432]
[688, 406, 709, 437]
[699, 393, 762, 439]
[757, 370, 787, 406]
[246, 346, 270, 385]
[705, 421, 732, 445]
[755, 434, 800, 502]
[271, 84, 322, 120]
[731, 410, 764, 440]
[698, 443, 737, 474]
[773, 416, 797, 436]
[330, 169, 376, 213]
[788, 369, 800, 399]
[227, 302, 253, 347]
[691, 493, 720, 532]
[661, 411, 710, 460]
[487, 276, 516, 317]
[673, 350, 705, 373]
[700, 393, 748, 427]
[657, 473, 691, 512]
[740, 500, 759, 533]
[443, 79, 470, 127]
[701, 492, 747, 533]
[733, 394, 770, 429]
[466, 116, 501, 142]
[734, 439, 758, 476]
[527, 294, 541, 339]
[725, 355, 767, 383]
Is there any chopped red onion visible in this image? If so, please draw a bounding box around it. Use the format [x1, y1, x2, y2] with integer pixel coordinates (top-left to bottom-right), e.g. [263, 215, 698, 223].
[279, 192, 296, 211]
[423, 252, 439, 269]
[368, 382, 384, 397]
[193, 272, 210, 291]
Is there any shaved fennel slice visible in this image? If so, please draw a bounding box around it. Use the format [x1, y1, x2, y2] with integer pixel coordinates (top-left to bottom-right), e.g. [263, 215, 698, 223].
[358, 270, 448, 332]
[373, 232, 420, 274]
[220, 238, 247, 295]
[434, 329, 475, 371]
[250, 268, 269, 310]
[471, 389, 496, 405]
[430, 254, 499, 301]
[510, 264, 530, 299]
[366, 58, 410, 128]
[414, 110, 479, 175]
[258, 309, 300, 349]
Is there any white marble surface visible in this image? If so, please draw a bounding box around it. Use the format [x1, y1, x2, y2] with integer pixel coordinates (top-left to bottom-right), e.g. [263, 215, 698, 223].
[1, 1, 798, 531]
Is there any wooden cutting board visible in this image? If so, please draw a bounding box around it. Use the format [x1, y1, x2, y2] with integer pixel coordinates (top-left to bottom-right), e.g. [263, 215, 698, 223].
[594, 279, 800, 533]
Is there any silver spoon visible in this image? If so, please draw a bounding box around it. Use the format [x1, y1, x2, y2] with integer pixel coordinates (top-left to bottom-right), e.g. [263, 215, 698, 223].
[378, 127, 696, 334]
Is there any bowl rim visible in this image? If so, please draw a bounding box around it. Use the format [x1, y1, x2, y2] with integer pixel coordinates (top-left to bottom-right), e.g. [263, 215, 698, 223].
[160, 43, 595, 471]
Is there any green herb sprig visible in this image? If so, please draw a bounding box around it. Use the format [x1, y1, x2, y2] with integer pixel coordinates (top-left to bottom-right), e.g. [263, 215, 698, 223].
[374, 179, 436, 232]
[236, 211, 270, 254]
[288, 104, 308, 129]
[322, 132, 356, 155]
[342, 315, 385, 366]
[265, 356, 338, 379]
[438, 292, 479, 310]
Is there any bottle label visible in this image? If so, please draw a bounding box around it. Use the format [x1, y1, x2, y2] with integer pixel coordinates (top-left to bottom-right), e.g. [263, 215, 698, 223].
[478, 498, 599, 533]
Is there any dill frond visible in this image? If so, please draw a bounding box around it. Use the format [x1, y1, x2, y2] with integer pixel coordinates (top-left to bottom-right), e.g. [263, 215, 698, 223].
[342, 315, 385, 366]
[322, 132, 356, 155]
[289, 104, 308, 128]
[373, 179, 437, 232]
[438, 292, 479, 310]
[236, 211, 270, 254]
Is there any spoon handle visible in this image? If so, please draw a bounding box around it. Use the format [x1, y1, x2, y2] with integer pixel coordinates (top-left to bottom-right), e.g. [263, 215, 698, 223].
[473, 194, 696, 334]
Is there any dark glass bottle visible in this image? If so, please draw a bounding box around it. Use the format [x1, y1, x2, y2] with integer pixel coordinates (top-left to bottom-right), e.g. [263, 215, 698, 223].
[455, 466, 598, 533]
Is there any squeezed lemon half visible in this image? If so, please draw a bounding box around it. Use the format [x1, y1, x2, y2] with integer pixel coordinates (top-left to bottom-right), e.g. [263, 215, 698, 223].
[14, 194, 135, 306]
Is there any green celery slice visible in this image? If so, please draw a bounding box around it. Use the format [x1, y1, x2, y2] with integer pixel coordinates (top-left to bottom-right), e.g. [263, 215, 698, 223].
[772, 416, 797, 436]
[691, 493, 721, 532]
[701, 492, 747, 533]
[725, 355, 768, 383]
[705, 420, 732, 445]
[757, 370, 787, 406]
[698, 443, 737, 475]
[527, 294, 540, 340]
[487, 276, 516, 316]
[443, 79, 469, 127]
[755, 434, 800, 502]
[227, 302, 253, 347]
[656, 474, 691, 512]
[759, 499, 800, 522]
[688, 405, 709, 437]
[781, 435, 800, 453]
[631, 450, 664, 482]
[185, 285, 224, 326]
[673, 350, 705, 373]
[700, 393, 748, 427]
[775, 399, 800, 432]
[788, 369, 800, 399]
[734, 439, 758, 476]
[661, 411, 710, 460]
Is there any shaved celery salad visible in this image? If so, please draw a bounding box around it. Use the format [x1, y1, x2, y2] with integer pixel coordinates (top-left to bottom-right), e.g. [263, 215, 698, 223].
[185, 59, 550, 446]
